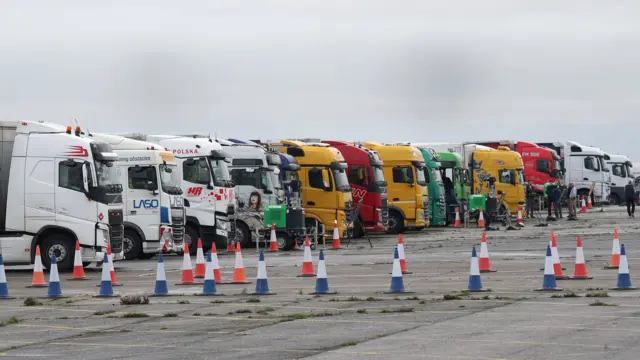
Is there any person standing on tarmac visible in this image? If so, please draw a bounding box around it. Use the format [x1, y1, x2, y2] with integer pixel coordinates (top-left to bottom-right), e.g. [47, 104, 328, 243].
[567, 182, 577, 220]
[552, 184, 563, 219]
[525, 182, 535, 218]
[625, 180, 636, 218]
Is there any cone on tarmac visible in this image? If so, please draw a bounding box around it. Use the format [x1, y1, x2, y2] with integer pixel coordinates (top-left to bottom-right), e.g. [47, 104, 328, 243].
[587, 196, 593, 209]
[96, 253, 118, 297]
[551, 234, 569, 280]
[268, 224, 279, 252]
[226, 239, 235, 253]
[397, 234, 411, 274]
[194, 238, 206, 278]
[0, 254, 15, 299]
[516, 208, 525, 226]
[468, 247, 486, 292]
[211, 244, 222, 284]
[69, 240, 90, 280]
[580, 196, 587, 213]
[311, 250, 336, 294]
[298, 237, 316, 277]
[569, 236, 592, 280]
[536, 245, 562, 291]
[27, 245, 47, 288]
[479, 232, 496, 273]
[454, 207, 461, 227]
[46, 254, 65, 298]
[152, 251, 169, 296]
[477, 210, 485, 228]
[252, 251, 274, 295]
[176, 242, 197, 285]
[605, 229, 621, 269]
[200, 251, 220, 296]
[385, 248, 413, 293]
[331, 220, 341, 249]
[106, 245, 122, 286]
[611, 244, 636, 290]
[230, 242, 251, 284]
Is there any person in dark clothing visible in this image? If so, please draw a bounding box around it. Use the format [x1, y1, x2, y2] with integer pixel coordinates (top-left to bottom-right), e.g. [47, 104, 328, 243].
[552, 185, 562, 219]
[625, 180, 636, 218]
[546, 182, 558, 220]
[525, 182, 536, 218]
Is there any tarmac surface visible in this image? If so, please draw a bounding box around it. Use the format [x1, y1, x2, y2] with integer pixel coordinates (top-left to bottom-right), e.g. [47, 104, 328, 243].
[1, 206, 640, 359]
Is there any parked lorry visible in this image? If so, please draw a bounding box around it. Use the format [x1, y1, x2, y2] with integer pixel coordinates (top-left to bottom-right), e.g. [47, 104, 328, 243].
[363, 142, 428, 233]
[472, 141, 563, 194]
[413, 146, 447, 226]
[435, 151, 470, 222]
[419, 143, 525, 214]
[0, 121, 124, 270]
[259, 140, 353, 241]
[604, 153, 633, 205]
[537, 141, 610, 205]
[322, 140, 388, 235]
[87, 133, 185, 259]
[120, 134, 234, 253]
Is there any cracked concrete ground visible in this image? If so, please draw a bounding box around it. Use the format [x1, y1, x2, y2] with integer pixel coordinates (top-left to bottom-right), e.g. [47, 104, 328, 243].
[1, 206, 640, 359]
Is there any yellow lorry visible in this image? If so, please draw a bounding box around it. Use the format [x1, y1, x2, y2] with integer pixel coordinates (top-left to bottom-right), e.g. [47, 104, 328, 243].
[363, 142, 429, 233]
[277, 140, 353, 240]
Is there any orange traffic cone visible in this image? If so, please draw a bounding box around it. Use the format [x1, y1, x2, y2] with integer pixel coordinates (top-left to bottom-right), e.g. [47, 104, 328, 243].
[194, 238, 206, 278]
[26, 245, 47, 288]
[454, 208, 461, 228]
[211, 244, 222, 284]
[331, 220, 341, 249]
[550, 233, 569, 280]
[605, 229, 621, 269]
[298, 237, 316, 277]
[230, 242, 251, 284]
[69, 240, 90, 280]
[580, 196, 587, 213]
[397, 234, 411, 274]
[516, 207, 524, 226]
[587, 196, 593, 209]
[477, 210, 485, 228]
[106, 245, 122, 286]
[268, 224, 279, 252]
[570, 236, 592, 279]
[176, 243, 196, 285]
[226, 239, 235, 253]
[479, 232, 496, 273]
[293, 238, 301, 250]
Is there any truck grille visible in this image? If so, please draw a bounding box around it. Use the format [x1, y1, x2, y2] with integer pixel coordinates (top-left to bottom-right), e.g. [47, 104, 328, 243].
[423, 196, 430, 221]
[108, 209, 124, 254]
[229, 219, 237, 243]
[344, 200, 353, 224]
[171, 212, 185, 246]
[380, 198, 389, 226]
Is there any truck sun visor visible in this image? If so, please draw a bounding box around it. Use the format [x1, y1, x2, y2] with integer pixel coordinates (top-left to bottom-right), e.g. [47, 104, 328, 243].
[411, 161, 426, 169]
[90, 142, 118, 161]
[210, 149, 229, 160]
[330, 162, 348, 170]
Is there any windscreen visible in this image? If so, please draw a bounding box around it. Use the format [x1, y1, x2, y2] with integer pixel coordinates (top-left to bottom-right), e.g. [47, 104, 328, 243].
[415, 166, 427, 186]
[517, 169, 525, 184]
[96, 161, 119, 187]
[333, 168, 351, 192]
[211, 159, 232, 187]
[159, 164, 182, 193]
[372, 165, 385, 184]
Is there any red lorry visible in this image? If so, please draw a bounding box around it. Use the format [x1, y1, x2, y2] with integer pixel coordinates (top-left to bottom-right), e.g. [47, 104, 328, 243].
[322, 140, 388, 235]
[473, 140, 563, 193]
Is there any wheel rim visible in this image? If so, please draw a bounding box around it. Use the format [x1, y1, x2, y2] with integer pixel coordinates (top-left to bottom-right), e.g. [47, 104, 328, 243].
[123, 236, 134, 255]
[48, 243, 68, 263]
[277, 236, 287, 248]
[388, 216, 397, 230]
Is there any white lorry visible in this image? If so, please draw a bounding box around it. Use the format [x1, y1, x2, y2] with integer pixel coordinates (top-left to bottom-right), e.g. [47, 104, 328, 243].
[0, 121, 124, 271]
[87, 133, 185, 259]
[604, 153, 634, 205]
[537, 141, 611, 204]
[120, 134, 234, 254]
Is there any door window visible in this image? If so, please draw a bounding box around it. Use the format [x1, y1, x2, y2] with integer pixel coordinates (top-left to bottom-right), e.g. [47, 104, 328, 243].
[183, 158, 211, 185]
[584, 156, 600, 171]
[392, 166, 414, 184]
[498, 169, 516, 185]
[347, 167, 366, 186]
[128, 166, 157, 190]
[59, 161, 84, 192]
[309, 169, 330, 189]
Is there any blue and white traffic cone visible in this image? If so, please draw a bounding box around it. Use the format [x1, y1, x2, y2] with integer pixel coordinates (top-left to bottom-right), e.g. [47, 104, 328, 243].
[96, 252, 118, 297]
[0, 254, 15, 299]
[46, 254, 65, 298]
[200, 251, 219, 296]
[153, 251, 169, 296]
[385, 248, 413, 294]
[311, 250, 336, 295]
[468, 247, 486, 292]
[536, 245, 562, 292]
[252, 251, 274, 295]
[612, 244, 636, 290]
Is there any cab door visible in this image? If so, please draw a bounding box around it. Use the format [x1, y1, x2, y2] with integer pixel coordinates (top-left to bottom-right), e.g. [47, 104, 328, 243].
[125, 165, 160, 241]
[303, 167, 334, 224]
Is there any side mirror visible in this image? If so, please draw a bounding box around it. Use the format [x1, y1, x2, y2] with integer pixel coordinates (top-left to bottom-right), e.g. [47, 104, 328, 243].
[321, 169, 331, 191]
[238, 200, 245, 208]
[147, 181, 158, 192]
[604, 168, 610, 173]
[82, 163, 90, 194]
[207, 182, 214, 190]
[497, 190, 504, 195]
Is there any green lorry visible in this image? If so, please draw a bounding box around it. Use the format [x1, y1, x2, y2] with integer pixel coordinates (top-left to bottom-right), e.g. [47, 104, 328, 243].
[415, 147, 447, 226]
[436, 152, 471, 223]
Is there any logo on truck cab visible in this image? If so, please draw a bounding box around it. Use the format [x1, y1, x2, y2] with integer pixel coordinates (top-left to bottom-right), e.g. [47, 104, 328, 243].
[186, 187, 203, 196]
[63, 145, 89, 157]
[133, 199, 159, 209]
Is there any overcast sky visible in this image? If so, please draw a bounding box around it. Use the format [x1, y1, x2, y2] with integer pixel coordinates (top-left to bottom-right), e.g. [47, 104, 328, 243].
[1, 1, 639, 158]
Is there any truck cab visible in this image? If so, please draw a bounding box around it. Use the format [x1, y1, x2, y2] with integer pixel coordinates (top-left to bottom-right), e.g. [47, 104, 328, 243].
[322, 140, 388, 235]
[414, 146, 447, 226]
[120, 134, 234, 253]
[436, 151, 470, 222]
[363, 142, 428, 233]
[87, 133, 185, 259]
[0, 121, 124, 270]
[605, 153, 633, 205]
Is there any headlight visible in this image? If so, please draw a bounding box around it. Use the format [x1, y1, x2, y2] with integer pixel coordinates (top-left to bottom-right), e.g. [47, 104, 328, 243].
[216, 220, 231, 231]
[97, 228, 109, 247]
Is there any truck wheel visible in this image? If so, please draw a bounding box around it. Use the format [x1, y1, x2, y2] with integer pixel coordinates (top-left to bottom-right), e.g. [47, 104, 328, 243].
[276, 231, 293, 250]
[609, 194, 620, 206]
[123, 229, 142, 260]
[41, 234, 75, 271]
[235, 222, 252, 248]
[387, 211, 405, 234]
[184, 225, 199, 255]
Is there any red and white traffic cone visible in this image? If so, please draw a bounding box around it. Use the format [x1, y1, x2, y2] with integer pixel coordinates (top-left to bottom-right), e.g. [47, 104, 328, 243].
[551, 234, 569, 280]
[580, 196, 587, 213]
[298, 237, 316, 277]
[26, 245, 46, 288]
[106, 245, 122, 286]
[587, 196, 593, 209]
[397, 234, 411, 274]
[194, 238, 206, 278]
[454, 208, 461, 228]
[69, 240, 90, 280]
[331, 220, 341, 250]
[268, 224, 279, 252]
[516, 207, 525, 227]
[211, 244, 222, 284]
[569, 236, 592, 280]
[605, 229, 621, 269]
[479, 232, 496, 273]
[477, 210, 485, 228]
[176, 243, 196, 285]
[230, 243, 251, 284]
[226, 239, 236, 253]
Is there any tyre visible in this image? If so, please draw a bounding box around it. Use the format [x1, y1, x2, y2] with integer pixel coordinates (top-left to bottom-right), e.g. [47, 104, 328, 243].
[123, 228, 143, 260]
[184, 225, 199, 255]
[275, 231, 294, 250]
[41, 233, 75, 271]
[387, 211, 405, 234]
[235, 222, 252, 248]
